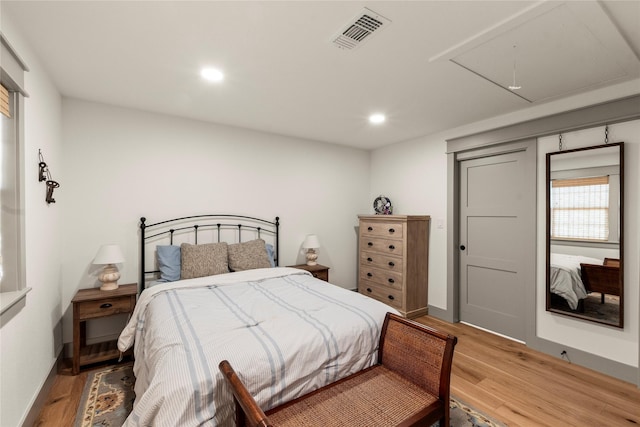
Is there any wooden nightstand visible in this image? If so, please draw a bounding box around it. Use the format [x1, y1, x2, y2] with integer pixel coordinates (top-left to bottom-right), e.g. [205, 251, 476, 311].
[289, 264, 330, 282]
[71, 283, 137, 375]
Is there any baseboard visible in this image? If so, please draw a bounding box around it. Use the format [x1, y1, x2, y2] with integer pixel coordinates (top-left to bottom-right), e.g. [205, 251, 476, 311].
[528, 335, 638, 386]
[21, 347, 64, 427]
[427, 304, 453, 322]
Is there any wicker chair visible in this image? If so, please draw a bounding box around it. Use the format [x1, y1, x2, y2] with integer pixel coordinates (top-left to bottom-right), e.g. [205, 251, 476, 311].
[219, 312, 458, 427]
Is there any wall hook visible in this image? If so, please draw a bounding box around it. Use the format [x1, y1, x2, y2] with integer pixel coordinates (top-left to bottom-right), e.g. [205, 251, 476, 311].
[38, 149, 60, 204]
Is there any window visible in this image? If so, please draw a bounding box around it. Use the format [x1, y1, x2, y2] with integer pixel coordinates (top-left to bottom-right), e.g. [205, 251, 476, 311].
[1, 83, 20, 293]
[1, 34, 29, 316]
[550, 176, 610, 241]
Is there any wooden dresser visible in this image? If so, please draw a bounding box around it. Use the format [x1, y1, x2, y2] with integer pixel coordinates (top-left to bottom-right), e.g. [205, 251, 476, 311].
[358, 215, 430, 318]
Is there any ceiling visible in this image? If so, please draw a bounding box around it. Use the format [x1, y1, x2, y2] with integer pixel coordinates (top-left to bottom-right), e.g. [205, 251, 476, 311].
[2, 1, 639, 149]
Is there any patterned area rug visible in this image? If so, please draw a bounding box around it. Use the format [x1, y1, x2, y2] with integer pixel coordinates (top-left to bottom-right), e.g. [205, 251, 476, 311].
[75, 364, 504, 427]
[447, 398, 506, 427]
[74, 363, 135, 427]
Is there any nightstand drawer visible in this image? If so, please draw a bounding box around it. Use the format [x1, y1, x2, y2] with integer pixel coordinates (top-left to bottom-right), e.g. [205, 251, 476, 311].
[76, 296, 134, 320]
[309, 269, 329, 281]
[287, 264, 330, 282]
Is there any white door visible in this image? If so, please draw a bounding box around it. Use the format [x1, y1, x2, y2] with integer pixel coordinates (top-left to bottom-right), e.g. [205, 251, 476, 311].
[459, 148, 531, 341]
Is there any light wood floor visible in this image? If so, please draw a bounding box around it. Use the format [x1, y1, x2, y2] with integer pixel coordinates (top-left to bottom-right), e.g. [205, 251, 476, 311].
[416, 316, 640, 427]
[34, 316, 640, 426]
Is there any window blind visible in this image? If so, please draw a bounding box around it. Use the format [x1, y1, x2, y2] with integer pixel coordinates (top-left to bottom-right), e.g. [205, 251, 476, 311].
[551, 176, 609, 240]
[0, 83, 10, 118]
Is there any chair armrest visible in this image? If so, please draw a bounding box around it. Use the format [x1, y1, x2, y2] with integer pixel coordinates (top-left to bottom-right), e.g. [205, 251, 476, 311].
[219, 360, 272, 427]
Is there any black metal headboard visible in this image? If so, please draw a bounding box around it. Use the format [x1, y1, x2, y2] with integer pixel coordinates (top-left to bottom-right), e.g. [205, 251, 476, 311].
[139, 214, 280, 293]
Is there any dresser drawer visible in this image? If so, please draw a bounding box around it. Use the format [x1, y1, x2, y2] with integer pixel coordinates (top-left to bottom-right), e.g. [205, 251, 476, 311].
[360, 251, 404, 272]
[360, 236, 404, 257]
[359, 267, 403, 291]
[359, 283, 402, 310]
[76, 296, 134, 320]
[360, 220, 404, 240]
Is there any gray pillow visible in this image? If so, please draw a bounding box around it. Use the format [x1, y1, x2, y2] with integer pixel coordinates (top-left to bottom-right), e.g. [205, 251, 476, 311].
[157, 245, 181, 282]
[228, 239, 272, 272]
[180, 242, 229, 279]
[266, 243, 276, 267]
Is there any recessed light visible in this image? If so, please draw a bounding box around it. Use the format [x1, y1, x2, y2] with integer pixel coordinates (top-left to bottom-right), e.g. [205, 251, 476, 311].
[369, 113, 386, 124]
[201, 67, 224, 83]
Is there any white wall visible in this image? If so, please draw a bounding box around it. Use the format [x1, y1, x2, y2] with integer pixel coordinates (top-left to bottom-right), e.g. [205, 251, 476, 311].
[537, 122, 639, 367]
[60, 99, 371, 344]
[0, 12, 64, 427]
[370, 138, 449, 308]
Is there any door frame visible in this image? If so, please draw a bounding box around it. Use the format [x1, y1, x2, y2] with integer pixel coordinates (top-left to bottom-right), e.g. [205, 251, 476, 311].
[447, 139, 537, 344]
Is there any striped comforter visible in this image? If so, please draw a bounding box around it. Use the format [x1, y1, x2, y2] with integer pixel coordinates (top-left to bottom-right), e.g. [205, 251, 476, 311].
[118, 267, 396, 426]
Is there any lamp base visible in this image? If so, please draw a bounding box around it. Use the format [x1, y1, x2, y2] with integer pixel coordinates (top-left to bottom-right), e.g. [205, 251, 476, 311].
[98, 264, 120, 291]
[305, 249, 318, 266]
[100, 281, 119, 291]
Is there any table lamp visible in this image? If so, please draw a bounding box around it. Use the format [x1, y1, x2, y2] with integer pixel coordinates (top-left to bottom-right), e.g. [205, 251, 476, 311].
[302, 235, 320, 266]
[93, 244, 125, 290]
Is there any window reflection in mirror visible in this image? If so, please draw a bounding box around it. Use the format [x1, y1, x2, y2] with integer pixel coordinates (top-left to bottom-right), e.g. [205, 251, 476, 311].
[546, 142, 623, 328]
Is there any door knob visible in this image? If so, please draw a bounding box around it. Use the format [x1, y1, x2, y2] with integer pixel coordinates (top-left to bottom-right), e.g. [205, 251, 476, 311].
[460, 245, 466, 250]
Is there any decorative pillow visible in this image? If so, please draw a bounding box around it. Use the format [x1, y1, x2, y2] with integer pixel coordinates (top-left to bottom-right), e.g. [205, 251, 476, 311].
[157, 245, 181, 282]
[180, 242, 229, 279]
[266, 243, 276, 267]
[228, 239, 272, 272]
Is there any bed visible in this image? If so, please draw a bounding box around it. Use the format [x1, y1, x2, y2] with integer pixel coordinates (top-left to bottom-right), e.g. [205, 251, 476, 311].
[117, 214, 397, 426]
[549, 253, 603, 310]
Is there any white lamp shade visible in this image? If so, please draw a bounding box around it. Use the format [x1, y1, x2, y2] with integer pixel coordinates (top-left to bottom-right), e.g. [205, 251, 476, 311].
[93, 244, 125, 265]
[302, 235, 320, 249]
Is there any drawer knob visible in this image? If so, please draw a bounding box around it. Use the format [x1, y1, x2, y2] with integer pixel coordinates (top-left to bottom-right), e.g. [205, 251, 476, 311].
[368, 242, 373, 247]
[367, 272, 373, 277]
[388, 245, 395, 250]
[366, 288, 372, 293]
[100, 303, 113, 309]
[367, 257, 373, 262]
[388, 261, 395, 267]
[388, 278, 395, 284]
[368, 226, 373, 231]
[389, 228, 395, 233]
[388, 295, 395, 301]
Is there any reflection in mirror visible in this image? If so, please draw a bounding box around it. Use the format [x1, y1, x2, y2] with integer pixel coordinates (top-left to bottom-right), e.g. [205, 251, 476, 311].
[546, 142, 624, 328]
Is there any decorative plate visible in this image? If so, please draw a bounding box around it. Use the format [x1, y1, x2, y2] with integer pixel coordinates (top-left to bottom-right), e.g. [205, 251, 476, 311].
[373, 195, 393, 215]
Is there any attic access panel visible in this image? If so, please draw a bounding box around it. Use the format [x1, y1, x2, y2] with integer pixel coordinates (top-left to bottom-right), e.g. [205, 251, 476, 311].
[451, 2, 640, 103]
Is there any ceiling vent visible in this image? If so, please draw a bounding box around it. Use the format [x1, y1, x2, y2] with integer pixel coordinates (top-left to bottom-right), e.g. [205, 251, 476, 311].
[332, 8, 391, 50]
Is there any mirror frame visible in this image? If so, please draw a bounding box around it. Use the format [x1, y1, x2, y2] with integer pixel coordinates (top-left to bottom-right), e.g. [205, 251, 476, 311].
[545, 142, 624, 328]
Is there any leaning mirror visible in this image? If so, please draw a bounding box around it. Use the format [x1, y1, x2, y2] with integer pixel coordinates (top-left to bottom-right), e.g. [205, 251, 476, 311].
[546, 142, 624, 328]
